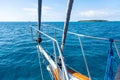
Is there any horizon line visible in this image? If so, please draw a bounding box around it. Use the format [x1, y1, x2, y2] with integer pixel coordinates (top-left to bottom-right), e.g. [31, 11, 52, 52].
[0, 20, 120, 22]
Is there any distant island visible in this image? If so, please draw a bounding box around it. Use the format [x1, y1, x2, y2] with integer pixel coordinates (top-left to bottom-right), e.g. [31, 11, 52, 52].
[78, 20, 108, 22]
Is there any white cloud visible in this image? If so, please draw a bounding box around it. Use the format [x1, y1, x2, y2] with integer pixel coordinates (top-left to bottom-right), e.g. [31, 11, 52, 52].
[79, 10, 109, 17]
[42, 6, 53, 17]
[73, 9, 120, 20]
[43, 6, 52, 12]
[23, 6, 66, 21]
[23, 8, 37, 15]
[23, 6, 53, 21]
[23, 6, 120, 21]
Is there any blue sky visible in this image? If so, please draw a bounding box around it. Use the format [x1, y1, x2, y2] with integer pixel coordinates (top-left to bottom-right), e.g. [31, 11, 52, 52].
[0, 0, 120, 21]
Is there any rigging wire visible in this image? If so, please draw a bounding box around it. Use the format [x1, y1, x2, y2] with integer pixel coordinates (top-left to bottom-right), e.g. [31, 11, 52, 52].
[30, 27, 37, 42]
[37, 47, 44, 80]
[30, 27, 36, 47]
[78, 36, 92, 80]
[30, 26, 34, 41]
[53, 41, 57, 67]
[48, 69, 54, 80]
[54, 28, 57, 40]
[114, 41, 120, 59]
[53, 41, 61, 80]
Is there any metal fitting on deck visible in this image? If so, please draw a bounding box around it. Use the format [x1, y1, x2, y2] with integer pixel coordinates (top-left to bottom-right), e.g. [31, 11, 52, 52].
[36, 37, 42, 43]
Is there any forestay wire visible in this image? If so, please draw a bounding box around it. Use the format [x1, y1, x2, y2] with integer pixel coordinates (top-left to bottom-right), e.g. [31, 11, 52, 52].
[37, 46, 44, 80]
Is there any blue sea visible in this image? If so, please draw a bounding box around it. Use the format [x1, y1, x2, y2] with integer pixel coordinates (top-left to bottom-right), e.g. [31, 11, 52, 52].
[0, 22, 120, 80]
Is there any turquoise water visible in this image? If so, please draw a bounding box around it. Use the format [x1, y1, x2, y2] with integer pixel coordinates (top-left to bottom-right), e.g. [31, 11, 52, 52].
[0, 22, 120, 80]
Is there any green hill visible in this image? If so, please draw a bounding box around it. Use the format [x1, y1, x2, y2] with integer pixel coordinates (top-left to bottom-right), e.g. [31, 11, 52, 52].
[78, 20, 108, 22]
